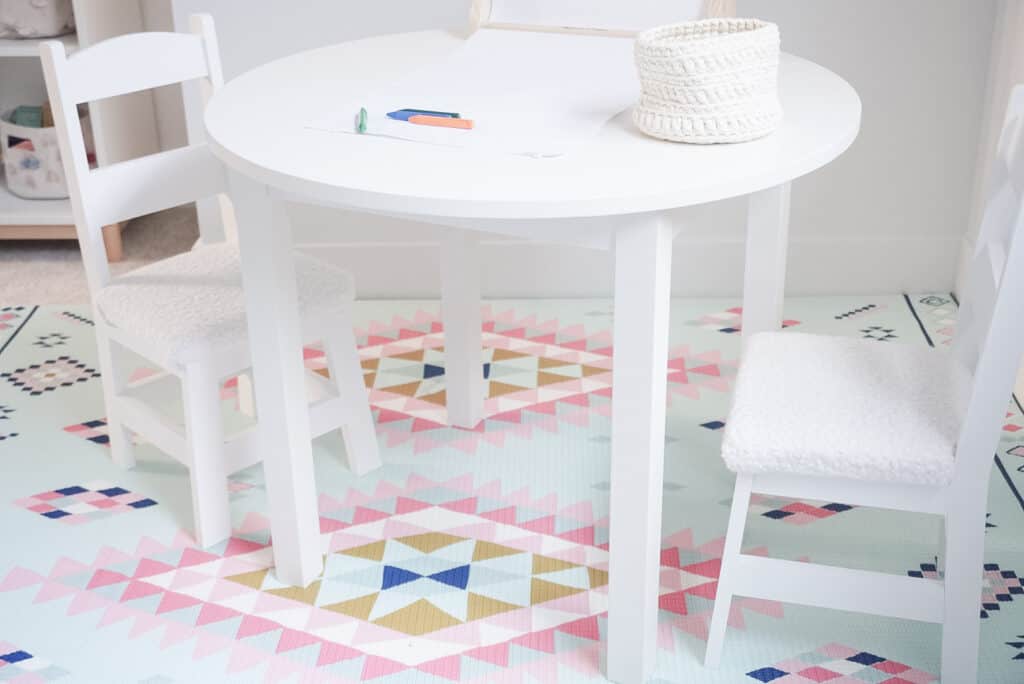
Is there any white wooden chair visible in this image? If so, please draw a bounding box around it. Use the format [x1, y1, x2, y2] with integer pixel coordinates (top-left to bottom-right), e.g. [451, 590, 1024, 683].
[706, 86, 1024, 683]
[39, 15, 381, 549]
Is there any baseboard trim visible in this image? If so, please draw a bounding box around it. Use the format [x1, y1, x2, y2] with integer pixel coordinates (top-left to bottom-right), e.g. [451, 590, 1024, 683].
[295, 235, 961, 299]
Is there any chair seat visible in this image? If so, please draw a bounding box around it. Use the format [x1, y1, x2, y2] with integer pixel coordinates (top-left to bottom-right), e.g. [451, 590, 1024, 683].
[722, 332, 968, 487]
[96, 242, 353, 367]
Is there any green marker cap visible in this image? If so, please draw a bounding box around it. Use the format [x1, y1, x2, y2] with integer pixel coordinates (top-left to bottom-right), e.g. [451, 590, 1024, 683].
[357, 107, 368, 134]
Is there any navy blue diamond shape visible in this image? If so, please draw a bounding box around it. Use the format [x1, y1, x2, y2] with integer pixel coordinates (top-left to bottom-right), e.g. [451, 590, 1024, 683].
[54, 486, 87, 496]
[98, 487, 129, 497]
[0, 650, 32, 664]
[847, 652, 885, 666]
[746, 667, 788, 682]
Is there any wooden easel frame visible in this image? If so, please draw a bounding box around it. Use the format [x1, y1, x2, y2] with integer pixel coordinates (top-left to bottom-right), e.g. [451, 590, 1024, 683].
[469, 0, 737, 36]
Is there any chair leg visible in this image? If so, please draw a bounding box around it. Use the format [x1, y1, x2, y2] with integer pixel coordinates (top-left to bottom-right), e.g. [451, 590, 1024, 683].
[182, 362, 232, 548]
[705, 473, 754, 667]
[236, 371, 256, 418]
[940, 504, 986, 683]
[324, 312, 382, 476]
[94, 327, 135, 468]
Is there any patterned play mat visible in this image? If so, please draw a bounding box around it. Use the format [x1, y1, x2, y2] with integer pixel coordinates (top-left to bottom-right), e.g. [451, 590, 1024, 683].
[0, 295, 1021, 683]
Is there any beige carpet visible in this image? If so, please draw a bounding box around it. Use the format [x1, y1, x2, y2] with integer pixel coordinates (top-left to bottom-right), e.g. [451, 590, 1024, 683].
[0, 205, 199, 305]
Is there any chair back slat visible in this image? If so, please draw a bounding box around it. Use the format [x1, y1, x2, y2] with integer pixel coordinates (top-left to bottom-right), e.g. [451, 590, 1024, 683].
[86, 146, 227, 228]
[39, 14, 224, 294]
[60, 32, 209, 104]
[954, 87, 1024, 372]
[953, 85, 1024, 482]
[482, 0, 720, 33]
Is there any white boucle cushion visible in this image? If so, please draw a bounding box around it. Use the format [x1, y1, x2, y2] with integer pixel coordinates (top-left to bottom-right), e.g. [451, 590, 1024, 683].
[721, 332, 968, 487]
[96, 242, 353, 367]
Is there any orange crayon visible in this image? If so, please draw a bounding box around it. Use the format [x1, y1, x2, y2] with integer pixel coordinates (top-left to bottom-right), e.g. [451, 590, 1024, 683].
[408, 115, 474, 130]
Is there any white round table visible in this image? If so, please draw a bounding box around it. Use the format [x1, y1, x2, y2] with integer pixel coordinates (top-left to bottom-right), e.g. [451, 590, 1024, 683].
[205, 28, 860, 684]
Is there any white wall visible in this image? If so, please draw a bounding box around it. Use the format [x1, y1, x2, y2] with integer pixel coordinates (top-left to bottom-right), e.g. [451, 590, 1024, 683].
[154, 0, 995, 298]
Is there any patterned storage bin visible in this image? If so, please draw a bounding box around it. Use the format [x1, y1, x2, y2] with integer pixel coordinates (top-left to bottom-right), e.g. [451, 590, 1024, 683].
[0, 110, 91, 199]
[0, 0, 75, 38]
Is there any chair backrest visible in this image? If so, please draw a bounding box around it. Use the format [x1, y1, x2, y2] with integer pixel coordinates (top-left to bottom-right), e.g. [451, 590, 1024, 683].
[952, 85, 1024, 483]
[39, 14, 226, 294]
[472, 0, 734, 35]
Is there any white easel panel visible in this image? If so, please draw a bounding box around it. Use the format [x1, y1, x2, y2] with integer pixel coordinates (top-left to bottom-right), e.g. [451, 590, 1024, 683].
[487, 0, 707, 33]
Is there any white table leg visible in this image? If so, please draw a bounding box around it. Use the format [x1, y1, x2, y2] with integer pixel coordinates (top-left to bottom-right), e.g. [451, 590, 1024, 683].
[440, 231, 485, 428]
[228, 173, 323, 587]
[606, 214, 674, 684]
[741, 182, 792, 344]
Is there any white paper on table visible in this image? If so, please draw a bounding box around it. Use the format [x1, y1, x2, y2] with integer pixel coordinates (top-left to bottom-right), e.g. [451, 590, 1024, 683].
[306, 28, 639, 157]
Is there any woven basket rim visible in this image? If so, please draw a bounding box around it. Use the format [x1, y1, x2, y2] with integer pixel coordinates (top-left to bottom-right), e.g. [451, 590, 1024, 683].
[636, 18, 777, 51]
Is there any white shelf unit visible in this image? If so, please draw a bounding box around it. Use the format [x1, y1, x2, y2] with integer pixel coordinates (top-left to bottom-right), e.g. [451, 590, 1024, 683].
[0, 32, 77, 58]
[0, 34, 76, 233]
[0, 171, 72, 225]
[0, 0, 161, 260]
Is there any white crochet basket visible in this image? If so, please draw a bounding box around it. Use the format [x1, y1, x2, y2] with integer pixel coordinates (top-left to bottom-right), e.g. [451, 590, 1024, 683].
[633, 18, 782, 144]
[0, 0, 75, 39]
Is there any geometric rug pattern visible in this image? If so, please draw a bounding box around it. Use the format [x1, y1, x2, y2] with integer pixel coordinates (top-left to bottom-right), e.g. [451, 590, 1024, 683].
[907, 561, 1024, 619]
[745, 643, 938, 683]
[746, 494, 855, 526]
[0, 642, 69, 683]
[305, 306, 736, 454]
[14, 481, 157, 525]
[0, 295, 1021, 682]
[1, 356, 100, 397]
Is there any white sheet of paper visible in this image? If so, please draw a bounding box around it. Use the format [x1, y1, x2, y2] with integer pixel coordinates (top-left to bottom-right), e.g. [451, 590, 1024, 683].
[306, 29, 639, 157]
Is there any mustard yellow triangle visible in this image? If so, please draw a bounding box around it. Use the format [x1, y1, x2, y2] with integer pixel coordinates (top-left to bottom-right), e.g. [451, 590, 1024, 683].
[224, 568, 269, 590]
[536, 371, 570, 387]
[467, 592, 523, 621]
[396, 532, 465, 553]
[531, 554, 579, 575]
[361, 358, 380, 371]
[419, 389, 447, 406]
[363, 372, 376, 388]
[339, 540, 386, 562]
[581, 365, 608, 377]
[588, 567, 609, 588]
[383, 380, 422, 397]
[391, 350, 425, 362]
[374, 599, 462, 636]
[472, 540, 524, 562]
[323, 592, 378, 620]
[537, 356, 571, 369]
[531, 578, 585, 605]
[491, 348, 529, 362]
[266, 580, 321, 605]
[488, 380, 526, 398]
[313, 367, 331, 379]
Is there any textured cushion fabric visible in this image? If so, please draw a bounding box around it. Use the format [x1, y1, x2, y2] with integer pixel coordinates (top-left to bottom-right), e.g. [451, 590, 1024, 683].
[721, 332, 968, 487]
[96, 243, 353, 367]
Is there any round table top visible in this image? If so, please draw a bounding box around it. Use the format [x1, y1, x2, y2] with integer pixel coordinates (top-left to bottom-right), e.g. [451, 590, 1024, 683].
[205, 29, 861, 221]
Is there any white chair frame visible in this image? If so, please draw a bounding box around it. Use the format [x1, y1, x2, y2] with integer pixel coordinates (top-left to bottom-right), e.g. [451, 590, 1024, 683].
[40, 15, 381, 548]
[706, 86, 1024, 683]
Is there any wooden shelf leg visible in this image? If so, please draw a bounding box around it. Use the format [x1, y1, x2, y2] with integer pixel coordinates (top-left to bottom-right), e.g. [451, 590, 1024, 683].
[103, 223, 124, 262]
